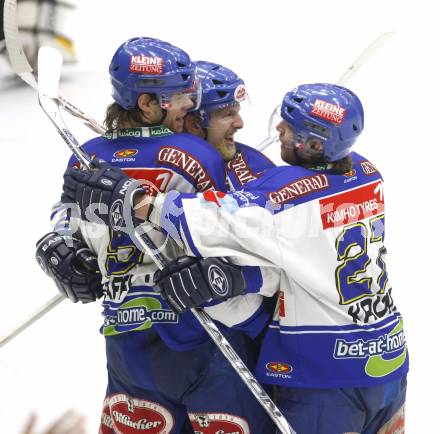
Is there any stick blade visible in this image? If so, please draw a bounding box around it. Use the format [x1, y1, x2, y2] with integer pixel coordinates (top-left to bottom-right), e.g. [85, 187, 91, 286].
[37, 47, 63, 98]
[3, 0, 37, 88]
[337, 31, 396, 86]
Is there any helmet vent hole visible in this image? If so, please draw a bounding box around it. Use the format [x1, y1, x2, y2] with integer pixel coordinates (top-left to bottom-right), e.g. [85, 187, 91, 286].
[353, 124, 358, 131]
[181, 74, 190, 81]
[217, 91, 228, 98]
[294, 97, 304, 103]
[112, 66, 119, 72]
[212, 79, 224, 85]
[287, 107, 294, 114]
[177, 62, 187, 67]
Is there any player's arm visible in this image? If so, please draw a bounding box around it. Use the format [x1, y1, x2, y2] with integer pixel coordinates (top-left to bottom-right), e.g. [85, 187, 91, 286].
[35, 152, 106, 304]
[154, 256, 280, 318]
[60, 161, 281, 269]
[35, 231, 102, 303]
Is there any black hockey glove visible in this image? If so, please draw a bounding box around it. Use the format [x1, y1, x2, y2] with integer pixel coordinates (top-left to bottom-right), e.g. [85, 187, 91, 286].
[35, 232, 103, 303]
[61, 159, 144, 230]
[154, 256, 246, 314]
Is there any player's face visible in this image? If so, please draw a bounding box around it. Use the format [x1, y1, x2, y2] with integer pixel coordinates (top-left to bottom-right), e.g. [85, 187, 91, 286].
[277, 120, 326, 165]
[277, 120, 297, 164]
[163, 93, 195, 133]
[206, 104, 244, 161]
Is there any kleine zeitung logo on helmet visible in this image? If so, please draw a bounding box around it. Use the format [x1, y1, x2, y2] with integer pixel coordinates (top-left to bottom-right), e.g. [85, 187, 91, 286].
[129, 55, 164, 74]
[310, 99, 346, 125]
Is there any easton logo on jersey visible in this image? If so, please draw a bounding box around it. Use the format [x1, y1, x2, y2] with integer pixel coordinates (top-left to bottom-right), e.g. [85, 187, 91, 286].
[114, 149, 138, 159]
[310, 99, 347, 125]
[266, 362, 293, 374]
[344, 169, 356, 177]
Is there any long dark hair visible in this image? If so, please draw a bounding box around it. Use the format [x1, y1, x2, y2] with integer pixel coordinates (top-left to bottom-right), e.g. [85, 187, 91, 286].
[329, 154, 353, 174]
[104, 102, 146, 131]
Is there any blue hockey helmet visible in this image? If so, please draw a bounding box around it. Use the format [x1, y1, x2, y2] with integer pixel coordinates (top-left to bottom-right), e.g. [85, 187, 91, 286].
[195, 60, 247, 127]
[281, 83, 364, 162]
[109, 37, 200, 110]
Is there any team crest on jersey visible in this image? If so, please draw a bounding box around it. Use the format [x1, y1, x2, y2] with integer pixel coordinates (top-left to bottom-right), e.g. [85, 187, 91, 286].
[114, 149, 138, 159]
[129, 55, 164, 74]
[103, 394, 174, 433]
[310, 99, 347, 125]
[360, 160, 378, 175]
[189, 412, 250, 434]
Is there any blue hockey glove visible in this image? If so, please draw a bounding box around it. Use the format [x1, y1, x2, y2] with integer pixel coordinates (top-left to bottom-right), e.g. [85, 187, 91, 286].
[61, 159, 144, 231]
[35, 232, 102, 303]
[154, 256, 246, 314]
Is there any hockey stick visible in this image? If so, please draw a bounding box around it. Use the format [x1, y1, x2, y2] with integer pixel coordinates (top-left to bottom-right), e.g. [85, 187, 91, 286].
[2, 0, 105, 134]
[256, 31, 396, 151]
[0, 294, 65, 348]
[37, 46, 296, 434]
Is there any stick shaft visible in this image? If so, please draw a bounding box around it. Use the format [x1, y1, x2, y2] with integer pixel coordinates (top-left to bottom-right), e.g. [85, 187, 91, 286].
[0, 294, 65, 348]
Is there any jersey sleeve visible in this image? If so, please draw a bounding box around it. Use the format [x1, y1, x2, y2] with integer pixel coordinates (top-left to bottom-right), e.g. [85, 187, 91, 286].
[204, 265, 280, 336]
[148, 189, 283, 268]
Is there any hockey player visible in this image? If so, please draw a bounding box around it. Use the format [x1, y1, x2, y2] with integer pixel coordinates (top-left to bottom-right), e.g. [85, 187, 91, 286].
[64, 83, 408, 433]
[186, 60, 275, 190]
[37, 37, 275, 433]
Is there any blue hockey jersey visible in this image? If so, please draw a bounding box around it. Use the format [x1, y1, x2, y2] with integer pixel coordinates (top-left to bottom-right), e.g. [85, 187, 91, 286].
[54, 127, 276, 350]
[226, 142, 275, 190]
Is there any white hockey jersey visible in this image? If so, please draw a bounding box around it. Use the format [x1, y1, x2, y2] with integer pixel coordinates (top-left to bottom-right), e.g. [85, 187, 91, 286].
[149, 152, 409, 388]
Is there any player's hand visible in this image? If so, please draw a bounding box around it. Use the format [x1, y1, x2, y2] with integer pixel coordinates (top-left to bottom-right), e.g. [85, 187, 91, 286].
[21, 410, 86, 434]
[35, 232, 102, 303]
[154, 256, 246, 314]
[61, 159, 145, 231]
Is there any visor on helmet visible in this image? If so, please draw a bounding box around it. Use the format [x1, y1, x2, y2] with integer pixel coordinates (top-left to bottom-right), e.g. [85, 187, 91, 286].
[158, 74, 201, 111]
[256, 104, 281, 150]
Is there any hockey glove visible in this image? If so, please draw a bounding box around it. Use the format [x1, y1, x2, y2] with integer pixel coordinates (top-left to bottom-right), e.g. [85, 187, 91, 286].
[35, 231, 103, 303]
[154, 256, 246, 314]
[61, 159, 145, 231]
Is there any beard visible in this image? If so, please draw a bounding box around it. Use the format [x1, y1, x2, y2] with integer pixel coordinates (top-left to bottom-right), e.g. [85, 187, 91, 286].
[216, 141, 236, 162]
